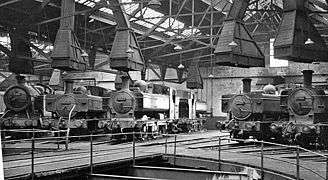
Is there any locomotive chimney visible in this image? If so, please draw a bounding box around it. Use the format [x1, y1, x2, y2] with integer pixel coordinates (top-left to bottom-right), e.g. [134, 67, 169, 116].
[64, 80, 74, 94]
[242, 78, 252, 93]
[16, 75, 26, 85]
[121, 75, 130, 90]
[302, 70, 314, 88]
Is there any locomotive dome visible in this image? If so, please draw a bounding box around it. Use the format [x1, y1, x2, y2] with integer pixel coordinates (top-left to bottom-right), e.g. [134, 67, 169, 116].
[263, 84, 276, 94]
[134, 80, 148, 91]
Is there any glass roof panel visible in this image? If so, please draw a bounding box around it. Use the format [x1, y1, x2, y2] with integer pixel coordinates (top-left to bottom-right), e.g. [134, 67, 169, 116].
[122, 0, 139, 14]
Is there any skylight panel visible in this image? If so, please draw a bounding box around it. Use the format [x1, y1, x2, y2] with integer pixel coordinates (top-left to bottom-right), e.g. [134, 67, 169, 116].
[84, 1, 95, 7]
[99, 7, 113, 14]
[155, 27, 166, 32]
[77, 0, 87, 3]
[164, 31, 176, 36]
[182, 28, 200, 36]
[122, 0, 139, 14]
[135, 20, 154, 29]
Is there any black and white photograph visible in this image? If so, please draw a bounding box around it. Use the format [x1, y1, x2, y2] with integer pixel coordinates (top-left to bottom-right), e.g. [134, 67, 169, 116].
[1, 0, 328, 179]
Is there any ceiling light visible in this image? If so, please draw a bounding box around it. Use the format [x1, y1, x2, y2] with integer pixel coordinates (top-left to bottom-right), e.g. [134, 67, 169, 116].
[81, 50, 89, 58]
[126, 47, 134, 53]
[208, 74, 214, 78]
[305, 38, 314, 45]
[178, 64, 185, 69]
[228, 40, 238, 47]
[147, 0, 161, 9]
[174, 45, 182, 51]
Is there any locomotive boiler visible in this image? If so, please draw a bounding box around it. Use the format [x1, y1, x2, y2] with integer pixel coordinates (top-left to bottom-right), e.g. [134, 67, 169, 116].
[221, 78, 286, 141]
[280, 70, 328, 147]
[0, 75, 53, 130]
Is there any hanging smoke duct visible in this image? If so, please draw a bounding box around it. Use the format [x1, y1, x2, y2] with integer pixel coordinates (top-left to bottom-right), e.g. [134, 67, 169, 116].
[51, 0, 87, 71]
[110, 0, 145, 72]
[187, 63, 203, 89]
[214, 0, 265, 68]
[242, 78, 252, 93]
[273, 0, 328, 63]
[9, 30, 34, 74]
[302, 70, 313, 88]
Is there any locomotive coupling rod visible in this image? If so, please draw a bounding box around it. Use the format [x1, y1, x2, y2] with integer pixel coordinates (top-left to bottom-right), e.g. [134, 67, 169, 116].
[132, 132, 136, 166]
[296, 146, 300, 180]
[260, 141, 264, 180]
[90, 133, 93, 174]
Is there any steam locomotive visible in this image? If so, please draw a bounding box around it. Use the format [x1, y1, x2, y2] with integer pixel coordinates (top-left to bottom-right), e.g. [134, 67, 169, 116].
[0, 73, 207, 139]
[222, 70, 328, 147]
[0, 75, 54, 130]
[221, 78, 287, 141]
[280, 70, 328, 147]
[45, 79, 112, 135]
[109, 74, 205, 136]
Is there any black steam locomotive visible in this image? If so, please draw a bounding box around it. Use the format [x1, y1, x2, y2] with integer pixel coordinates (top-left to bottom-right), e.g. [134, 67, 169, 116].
[45, 80, 111, 134]
[0, 75, 53, 130]
[109, 74, 205, 136]
[222, 70, 328, 147]
[221, 78, 287, 141]
[280, 70, 328, 147]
